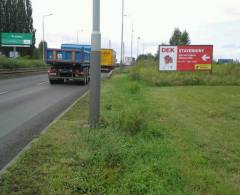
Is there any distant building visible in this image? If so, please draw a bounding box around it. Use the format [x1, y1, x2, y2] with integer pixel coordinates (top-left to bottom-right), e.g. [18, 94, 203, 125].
[125, 57, 135, 66]
[218, 59, 233, 64]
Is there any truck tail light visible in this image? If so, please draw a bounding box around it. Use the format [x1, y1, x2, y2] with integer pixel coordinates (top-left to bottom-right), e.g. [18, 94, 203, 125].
[75, 69, 83, 75]
[48, 68, 57, 76]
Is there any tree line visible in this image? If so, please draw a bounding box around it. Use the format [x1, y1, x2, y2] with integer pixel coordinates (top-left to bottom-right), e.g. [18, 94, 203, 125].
[169, 28, 190, 45]
[136, 28, 191, 62]
[0, 0, 35, 57]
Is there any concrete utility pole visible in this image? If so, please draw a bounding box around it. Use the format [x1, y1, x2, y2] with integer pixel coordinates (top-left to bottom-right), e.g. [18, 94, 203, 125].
[120, 0, 124, 67]
[42, 14, 52, 62]
[89, 0, 101, 128]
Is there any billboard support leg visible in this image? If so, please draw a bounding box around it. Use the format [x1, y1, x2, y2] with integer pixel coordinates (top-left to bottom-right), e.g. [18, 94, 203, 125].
[13, 47, 17, 58]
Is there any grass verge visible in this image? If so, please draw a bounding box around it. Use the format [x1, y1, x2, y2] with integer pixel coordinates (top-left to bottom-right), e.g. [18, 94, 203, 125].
[0, 65, 239, 194]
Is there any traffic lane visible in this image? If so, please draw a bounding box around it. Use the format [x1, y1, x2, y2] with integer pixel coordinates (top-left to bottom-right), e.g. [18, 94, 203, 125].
[0, 71, 108, 97]
[0, 72, 108, 113]
[0, 74, 48, 94]
[0, 83, 88, 170]
[0, 83, 88, 138]
[0, 72, 110, 170]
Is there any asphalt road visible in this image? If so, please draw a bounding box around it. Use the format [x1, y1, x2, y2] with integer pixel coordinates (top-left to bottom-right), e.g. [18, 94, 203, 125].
[0, 74, 93, 170]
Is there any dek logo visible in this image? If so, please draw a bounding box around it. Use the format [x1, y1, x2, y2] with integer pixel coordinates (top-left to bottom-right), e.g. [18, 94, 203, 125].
[162, 48, 175, 53]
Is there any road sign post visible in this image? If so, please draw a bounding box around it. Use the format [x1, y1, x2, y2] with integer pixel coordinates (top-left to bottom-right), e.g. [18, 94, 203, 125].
[13, 47, 17, 58]
[89, 0, 101, 128]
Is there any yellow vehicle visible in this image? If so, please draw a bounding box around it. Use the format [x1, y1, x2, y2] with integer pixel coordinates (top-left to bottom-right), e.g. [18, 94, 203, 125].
[101, 49, 116, 71]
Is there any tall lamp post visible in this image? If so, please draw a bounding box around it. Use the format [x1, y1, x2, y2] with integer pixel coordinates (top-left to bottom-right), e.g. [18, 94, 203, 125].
[123, 14, 134, 59]
[120, 0, 124, 67]
[142, 42, 145, 54]
[42, 14, 52, 62]
[131, 23, 134, 60]
[77, 29, 84, 44]
[89, 0, 101, 128]
[124, 14, 134, 60]
[137, 36, 141, 59]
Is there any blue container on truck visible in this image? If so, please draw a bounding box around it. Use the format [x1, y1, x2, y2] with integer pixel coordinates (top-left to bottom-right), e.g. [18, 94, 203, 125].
[46, 44, 91, 84]
[61, 44, 117, 72]
[61, 44, 91, 52]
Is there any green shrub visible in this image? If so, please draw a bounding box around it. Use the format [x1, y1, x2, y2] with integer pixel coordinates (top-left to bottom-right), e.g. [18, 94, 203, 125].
[182, 76, 201, 85]
[115, 103, 147, 135]
[129, 71, 141, 81]
[127, 82, 141, 94]
[0, 56, 47, 69]
[103, 142, 127, 168]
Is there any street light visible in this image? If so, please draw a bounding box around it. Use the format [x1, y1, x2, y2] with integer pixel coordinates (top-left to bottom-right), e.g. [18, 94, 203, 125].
[77, 29, 84, 44]
[89, 0, 101, 128]
[137, 36, 141, 58]
[120, 0, 124, 67]
[124, 14, 134, 60]
[131, 23, 134, 59]
[142, 42, 145, 54]
[42, 13, 53, 62]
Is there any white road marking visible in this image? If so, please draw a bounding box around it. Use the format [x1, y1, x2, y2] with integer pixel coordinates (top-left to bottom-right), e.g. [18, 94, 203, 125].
[0, 90, 9, 95]
[37, 81, 48, 86]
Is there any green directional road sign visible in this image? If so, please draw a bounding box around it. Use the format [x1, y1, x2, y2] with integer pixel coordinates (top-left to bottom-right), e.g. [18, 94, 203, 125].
[1, 33, 32, 47]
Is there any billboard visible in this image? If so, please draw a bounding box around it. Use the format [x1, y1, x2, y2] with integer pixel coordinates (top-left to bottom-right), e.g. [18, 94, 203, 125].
[1, 33, 32, 47]
[159, 45, 213, 71]
[218, 59, 233, 64]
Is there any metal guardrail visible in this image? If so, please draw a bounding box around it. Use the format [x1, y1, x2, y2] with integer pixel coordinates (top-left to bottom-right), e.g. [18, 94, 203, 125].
[0, 68, 48, 77]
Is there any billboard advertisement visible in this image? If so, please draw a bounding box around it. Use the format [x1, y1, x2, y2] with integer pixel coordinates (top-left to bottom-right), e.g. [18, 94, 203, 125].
[159, 45, 213, 71]
[1, 33, 32, 47]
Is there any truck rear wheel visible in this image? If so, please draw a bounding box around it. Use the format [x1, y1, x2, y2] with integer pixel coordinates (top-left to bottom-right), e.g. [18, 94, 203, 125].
[86, 76, 90, 84]
[81, 77, 87, 85]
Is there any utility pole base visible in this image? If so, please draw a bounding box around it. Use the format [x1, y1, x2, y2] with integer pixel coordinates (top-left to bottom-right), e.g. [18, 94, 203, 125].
[89, 51, 101, 128]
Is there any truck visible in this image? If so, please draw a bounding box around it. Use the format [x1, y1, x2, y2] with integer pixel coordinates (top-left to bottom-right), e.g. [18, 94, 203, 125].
[46, 44, 90, 84]
[61, 46, 116, 72]
[101, 49, 116, 72]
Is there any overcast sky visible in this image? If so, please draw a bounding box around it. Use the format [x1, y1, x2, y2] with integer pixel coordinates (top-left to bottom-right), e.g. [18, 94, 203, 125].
[32, 0, 240, 60]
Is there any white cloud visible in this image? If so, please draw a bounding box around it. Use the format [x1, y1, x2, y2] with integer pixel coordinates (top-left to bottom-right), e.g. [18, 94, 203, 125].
[32, 0, 240, 60]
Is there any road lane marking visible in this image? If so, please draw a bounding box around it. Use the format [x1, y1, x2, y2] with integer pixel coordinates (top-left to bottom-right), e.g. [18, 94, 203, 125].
[37, 81, 48, 86]
[0, 90, 9, 95]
